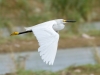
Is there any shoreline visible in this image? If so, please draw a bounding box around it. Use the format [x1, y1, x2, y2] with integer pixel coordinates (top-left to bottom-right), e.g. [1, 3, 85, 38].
[0, 37, 100, 53]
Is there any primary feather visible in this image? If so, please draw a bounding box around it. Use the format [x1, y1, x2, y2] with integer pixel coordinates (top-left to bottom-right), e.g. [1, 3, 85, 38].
[25, 20, 60, 65]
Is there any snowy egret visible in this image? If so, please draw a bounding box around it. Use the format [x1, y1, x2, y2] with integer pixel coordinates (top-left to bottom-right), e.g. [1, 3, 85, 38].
[11, 19, 76, 65]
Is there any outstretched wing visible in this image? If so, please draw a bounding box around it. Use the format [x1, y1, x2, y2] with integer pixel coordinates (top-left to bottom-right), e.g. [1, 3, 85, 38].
[25, 21, 59, 65]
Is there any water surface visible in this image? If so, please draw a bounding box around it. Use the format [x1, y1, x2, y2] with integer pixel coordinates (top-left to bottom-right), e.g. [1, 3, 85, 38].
[0, 47, 100, 74]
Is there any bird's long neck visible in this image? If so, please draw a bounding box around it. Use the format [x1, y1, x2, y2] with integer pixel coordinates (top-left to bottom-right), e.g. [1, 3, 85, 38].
[53, 24, 65, 32]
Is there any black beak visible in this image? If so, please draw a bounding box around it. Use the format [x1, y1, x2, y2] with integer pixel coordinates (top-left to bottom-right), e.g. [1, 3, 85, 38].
[66, 20, 76, 22]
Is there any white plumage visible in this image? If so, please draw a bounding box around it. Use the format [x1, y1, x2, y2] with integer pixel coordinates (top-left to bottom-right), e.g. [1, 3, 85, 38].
[11, 19, 75, 65]
[25, 19, 64, 65]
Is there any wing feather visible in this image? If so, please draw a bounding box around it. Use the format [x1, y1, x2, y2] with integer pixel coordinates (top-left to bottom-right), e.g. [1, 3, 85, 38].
[27, 21, 59, 65]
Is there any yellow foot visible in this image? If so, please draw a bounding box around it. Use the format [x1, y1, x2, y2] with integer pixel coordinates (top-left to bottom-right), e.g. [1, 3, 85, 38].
[10, 32, 19, 36]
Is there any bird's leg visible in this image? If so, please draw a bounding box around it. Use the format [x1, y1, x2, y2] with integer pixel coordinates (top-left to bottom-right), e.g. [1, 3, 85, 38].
[10, 30, 32, 36]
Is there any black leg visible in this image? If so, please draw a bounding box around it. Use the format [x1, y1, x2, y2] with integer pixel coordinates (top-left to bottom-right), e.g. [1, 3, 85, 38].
[19, 30, 32, 34]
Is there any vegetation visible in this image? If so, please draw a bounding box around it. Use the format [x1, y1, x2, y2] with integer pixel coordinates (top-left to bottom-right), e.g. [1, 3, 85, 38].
[6, 64, 100, 75]
[51, 0, 100, 20]
[50, 0, 100, 33]
[0, 0, 100, 27]
[0, 0, 100, 39]
[0, 0, 100, 50]
[0, 1, 100, 75]
[0, 0, 100, 49]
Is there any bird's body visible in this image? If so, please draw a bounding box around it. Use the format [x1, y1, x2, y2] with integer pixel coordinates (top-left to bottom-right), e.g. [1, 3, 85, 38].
[25, 19, 61, 65]
[11, 19, 76, 65]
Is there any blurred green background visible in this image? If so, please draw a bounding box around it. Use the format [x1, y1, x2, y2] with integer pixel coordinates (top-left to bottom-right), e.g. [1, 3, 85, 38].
[0, 0, 100, 55]
[0, 0, 100, 33]
[0, 0, 100, 75]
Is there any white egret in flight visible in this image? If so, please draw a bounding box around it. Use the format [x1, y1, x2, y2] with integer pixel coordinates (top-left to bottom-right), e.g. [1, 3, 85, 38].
[11, 19, 76, 65]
